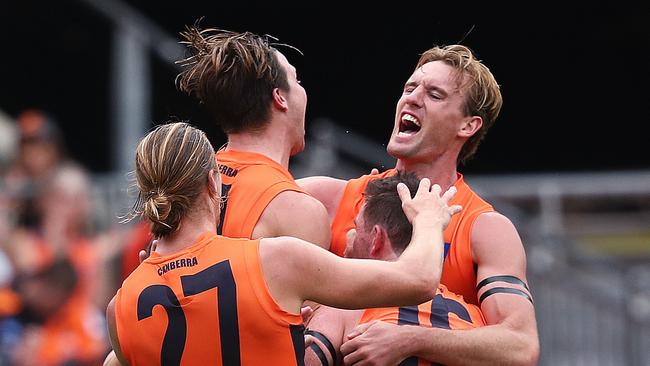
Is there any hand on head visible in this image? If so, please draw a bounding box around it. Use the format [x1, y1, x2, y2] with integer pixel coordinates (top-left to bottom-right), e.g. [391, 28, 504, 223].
[397, 178, 462, 229]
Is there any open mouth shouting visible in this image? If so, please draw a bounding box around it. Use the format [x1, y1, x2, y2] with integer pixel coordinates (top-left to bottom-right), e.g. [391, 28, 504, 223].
[397, 113, 421, 137]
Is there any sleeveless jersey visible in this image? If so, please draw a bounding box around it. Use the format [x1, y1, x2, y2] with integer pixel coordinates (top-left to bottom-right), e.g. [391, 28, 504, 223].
[359, 284, 485, 366]
[331, 169, 494, 305]
[114, 232, 305, 365]
[216, 149, 306, 239]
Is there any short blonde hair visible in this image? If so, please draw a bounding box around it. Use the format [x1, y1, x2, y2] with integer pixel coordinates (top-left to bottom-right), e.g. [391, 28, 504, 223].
[417, 45, 502, 164]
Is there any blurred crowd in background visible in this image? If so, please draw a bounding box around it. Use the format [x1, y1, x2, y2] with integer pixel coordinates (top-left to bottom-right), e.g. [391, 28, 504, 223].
[0, 109, 147, 365]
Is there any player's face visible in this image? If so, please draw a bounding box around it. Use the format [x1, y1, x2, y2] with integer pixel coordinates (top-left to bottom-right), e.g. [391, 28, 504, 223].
[276, 51, 307, 156]
[344, 207, 373, 259]
[387, 61, 470, 163]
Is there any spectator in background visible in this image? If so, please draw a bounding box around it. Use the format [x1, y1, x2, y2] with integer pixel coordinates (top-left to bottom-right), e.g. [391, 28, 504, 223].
[0, 109, 18, 299]
[0, 109, 110, 365]
[3, 109, 67, 230]
[4, 162, 108, 308]
[2, 168, 109, 366]
[0, 110, 24, 364]
[0, 109, 70, 364]
[7, 258, 107, 366]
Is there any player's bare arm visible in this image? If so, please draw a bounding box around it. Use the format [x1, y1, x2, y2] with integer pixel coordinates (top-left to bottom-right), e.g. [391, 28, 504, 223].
[304, 306, 362, 366]
[465, 211, 539, 364]
[252, 190, 331, 250]
[105, 296, 129, 366]
[260, 180, 460, 313]
[296, 176, 347, 223]
[341, 212, 539, 366]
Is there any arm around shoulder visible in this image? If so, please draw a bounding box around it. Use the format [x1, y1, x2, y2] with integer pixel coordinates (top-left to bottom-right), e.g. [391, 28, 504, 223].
[260, 236, 436, 312]
[259, 181, 460, 313]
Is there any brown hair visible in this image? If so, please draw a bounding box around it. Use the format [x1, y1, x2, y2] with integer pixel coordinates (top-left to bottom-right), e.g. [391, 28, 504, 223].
[416, 45, 502, 164]
[130, 122, 216, 238]
[176, 25, 290, 133]
[363, 172, 421, 255]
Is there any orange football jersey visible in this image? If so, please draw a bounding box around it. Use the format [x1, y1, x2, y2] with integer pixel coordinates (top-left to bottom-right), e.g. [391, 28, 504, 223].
[216, 149, 306, 239]
[331, 169, 494, 305]
[114, 232, 305, 365]
[359, 284, 485, 366]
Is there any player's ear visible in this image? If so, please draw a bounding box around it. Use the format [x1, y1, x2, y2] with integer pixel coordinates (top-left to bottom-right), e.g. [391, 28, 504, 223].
[458, 115, 482, 138]
[272, 88, 288, 111]
[370, 225, 389, 259]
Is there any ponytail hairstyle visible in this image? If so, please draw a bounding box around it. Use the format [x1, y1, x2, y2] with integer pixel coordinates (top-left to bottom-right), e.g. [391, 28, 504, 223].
[128, 122, 216, 238]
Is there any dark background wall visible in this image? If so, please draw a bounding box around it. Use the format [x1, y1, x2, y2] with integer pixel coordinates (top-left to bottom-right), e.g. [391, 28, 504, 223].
[1, 1, 648, 174]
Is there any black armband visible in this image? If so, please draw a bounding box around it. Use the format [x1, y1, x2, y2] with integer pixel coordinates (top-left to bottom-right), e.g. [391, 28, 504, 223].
[309, 342, 330, 366]
[476, 275, 530, 292]
[479, 287, 534, 305]
[305, 329, 337, 366]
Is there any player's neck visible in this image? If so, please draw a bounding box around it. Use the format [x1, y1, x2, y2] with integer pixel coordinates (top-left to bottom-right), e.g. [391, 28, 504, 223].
[395, 157, 459, 191]
[154, 211, 216, 256]
[226, 128, 293, 168]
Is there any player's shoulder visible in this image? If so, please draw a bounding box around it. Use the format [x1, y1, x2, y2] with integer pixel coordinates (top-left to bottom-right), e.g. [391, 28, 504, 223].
[254, 189, 330, 247]
[472, 211, 521, 245]
[474, 211, 517, 231]
[268, 190, 330, 230]
[472, 210, 525, 260]
[271, 189, 328, 212]
[296, 175, 347, 194]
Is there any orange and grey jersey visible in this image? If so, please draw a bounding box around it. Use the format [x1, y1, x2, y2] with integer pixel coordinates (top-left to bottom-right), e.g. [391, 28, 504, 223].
[215, 149, 306, 239]
[114, 232, 305, 365]
[359, 284, 486, 366]
[331, 169, 494, 305]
